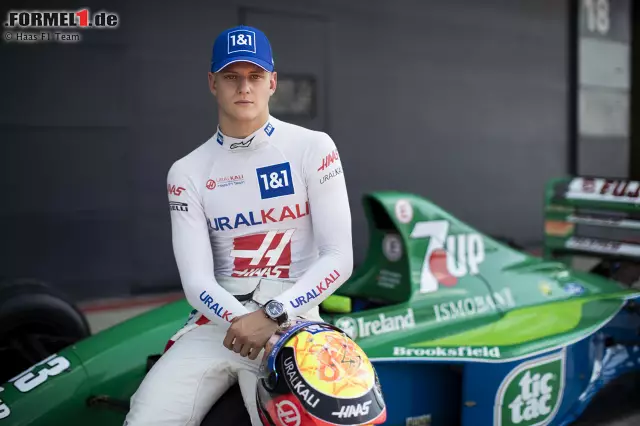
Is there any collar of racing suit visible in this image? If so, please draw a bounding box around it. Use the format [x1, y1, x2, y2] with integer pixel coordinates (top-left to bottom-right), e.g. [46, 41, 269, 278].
[215, 116, 276, 152]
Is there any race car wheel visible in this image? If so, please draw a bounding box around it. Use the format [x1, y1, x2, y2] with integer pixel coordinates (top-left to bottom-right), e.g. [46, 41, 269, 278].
[0, 278, 90, 384]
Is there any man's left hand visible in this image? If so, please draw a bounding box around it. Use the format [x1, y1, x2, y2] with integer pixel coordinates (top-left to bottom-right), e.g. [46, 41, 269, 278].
[223, 309, 279, 360]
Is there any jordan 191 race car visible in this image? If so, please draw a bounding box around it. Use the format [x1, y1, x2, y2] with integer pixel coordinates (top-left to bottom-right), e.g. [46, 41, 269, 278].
[1, 175, 639, 426]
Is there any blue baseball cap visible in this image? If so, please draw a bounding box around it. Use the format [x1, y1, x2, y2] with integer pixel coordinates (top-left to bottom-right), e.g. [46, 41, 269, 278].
[211, 25, 275, 73]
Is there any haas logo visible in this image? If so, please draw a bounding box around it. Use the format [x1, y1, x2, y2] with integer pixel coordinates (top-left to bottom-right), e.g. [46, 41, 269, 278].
[410, 220, 485, 293]
[318, 150, 340, 171]
[332, 400, 372, 419]
[230, 230, 294, 278]
[168, 184, 185, 196]
[276, 400, 301, 426]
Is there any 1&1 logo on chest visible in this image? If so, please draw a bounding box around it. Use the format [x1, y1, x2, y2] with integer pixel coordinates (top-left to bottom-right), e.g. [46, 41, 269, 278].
[256, 162, 295, 200]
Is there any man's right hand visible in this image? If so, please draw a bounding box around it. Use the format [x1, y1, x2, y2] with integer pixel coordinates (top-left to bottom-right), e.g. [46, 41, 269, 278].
[223, 310, 279, 360]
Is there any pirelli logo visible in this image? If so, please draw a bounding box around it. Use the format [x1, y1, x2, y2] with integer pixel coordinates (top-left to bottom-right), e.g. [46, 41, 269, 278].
[169, 201, 188, 212]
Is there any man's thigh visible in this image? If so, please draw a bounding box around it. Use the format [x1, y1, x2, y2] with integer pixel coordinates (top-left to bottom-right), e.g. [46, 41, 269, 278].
[126, 324, 238, 426]
[200, 383, 253, 426]
[238, 368, 262, 426]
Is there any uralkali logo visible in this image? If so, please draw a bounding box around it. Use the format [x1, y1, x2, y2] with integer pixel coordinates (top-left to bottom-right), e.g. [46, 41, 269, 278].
[495, 350, 565, 426]
[335, 309, 415, 340]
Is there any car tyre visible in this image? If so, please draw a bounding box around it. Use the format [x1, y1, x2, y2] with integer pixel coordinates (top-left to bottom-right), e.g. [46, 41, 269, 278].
[0, 278, 90, 383]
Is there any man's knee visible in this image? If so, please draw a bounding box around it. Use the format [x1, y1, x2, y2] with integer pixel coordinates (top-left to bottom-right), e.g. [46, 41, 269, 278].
[126, 398, 195, 426]
[126, 353, 236, 426]
[200, 383, 253, 426]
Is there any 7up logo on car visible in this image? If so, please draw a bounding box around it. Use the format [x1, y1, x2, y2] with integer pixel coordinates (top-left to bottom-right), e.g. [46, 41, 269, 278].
[410, 220, 485, 293]
[495, 350, 565, 426]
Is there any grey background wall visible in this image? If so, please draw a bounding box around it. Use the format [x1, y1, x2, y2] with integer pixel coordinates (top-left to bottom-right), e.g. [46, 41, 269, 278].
[2, 0, 574, 301]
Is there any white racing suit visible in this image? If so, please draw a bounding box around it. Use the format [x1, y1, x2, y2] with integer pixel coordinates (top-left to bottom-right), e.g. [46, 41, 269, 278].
[125, 116, 353, 426]
[125, 277, 323, 426]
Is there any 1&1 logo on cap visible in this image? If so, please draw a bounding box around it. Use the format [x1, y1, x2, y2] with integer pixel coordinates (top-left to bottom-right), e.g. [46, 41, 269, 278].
[228, 29, 256, 54]
[256, 162, 294, 199]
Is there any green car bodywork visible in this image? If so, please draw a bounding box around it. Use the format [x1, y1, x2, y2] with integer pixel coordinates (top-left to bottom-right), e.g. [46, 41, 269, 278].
[1, 176, 639, 426]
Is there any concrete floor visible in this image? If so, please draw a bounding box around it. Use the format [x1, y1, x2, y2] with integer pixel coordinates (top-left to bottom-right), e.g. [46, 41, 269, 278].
[81, 292, 184, 333]
[86, 305, 162, 333]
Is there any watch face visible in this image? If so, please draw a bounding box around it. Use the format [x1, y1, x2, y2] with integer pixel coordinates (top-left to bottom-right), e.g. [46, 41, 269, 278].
[266, 301, 284, 317]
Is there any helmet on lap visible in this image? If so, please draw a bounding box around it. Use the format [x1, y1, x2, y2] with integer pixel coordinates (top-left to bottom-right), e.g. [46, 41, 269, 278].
[256, 320, 386, 426]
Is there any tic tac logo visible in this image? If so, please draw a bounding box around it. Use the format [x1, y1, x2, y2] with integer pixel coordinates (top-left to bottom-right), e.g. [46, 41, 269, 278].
[410, 220, 485, 293]
[495, 350, 565, 426]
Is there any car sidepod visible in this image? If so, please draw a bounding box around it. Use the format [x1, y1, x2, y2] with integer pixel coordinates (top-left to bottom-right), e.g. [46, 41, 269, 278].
[0, 350, 90, 426]
[462, 295, 640, 426]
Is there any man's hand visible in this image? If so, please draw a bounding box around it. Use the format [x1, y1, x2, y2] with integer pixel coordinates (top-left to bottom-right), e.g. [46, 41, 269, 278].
[223, 309, 280, 360]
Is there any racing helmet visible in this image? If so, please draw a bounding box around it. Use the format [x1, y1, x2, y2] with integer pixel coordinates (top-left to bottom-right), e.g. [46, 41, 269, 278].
[256, 320, 387, 426]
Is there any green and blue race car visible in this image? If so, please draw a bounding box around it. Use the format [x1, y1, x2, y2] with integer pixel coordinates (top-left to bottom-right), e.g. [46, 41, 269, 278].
[1, 176, 639, 426]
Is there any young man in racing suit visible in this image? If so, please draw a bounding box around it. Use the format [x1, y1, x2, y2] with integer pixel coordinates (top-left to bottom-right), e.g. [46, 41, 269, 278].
[124, 25, 353, 426]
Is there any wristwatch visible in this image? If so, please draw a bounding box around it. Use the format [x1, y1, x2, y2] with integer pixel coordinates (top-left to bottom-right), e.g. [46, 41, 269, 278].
[263, 300, 289, 326]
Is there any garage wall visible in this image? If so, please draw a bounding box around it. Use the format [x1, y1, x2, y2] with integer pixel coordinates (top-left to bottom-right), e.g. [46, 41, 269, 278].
[577, 0, 631, 178]
[1, 0, 570, 300]
[327, 0, 570, 260]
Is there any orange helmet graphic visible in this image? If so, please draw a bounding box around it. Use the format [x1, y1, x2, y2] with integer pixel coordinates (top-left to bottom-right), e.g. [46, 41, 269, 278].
[257, 320, 386, 426]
